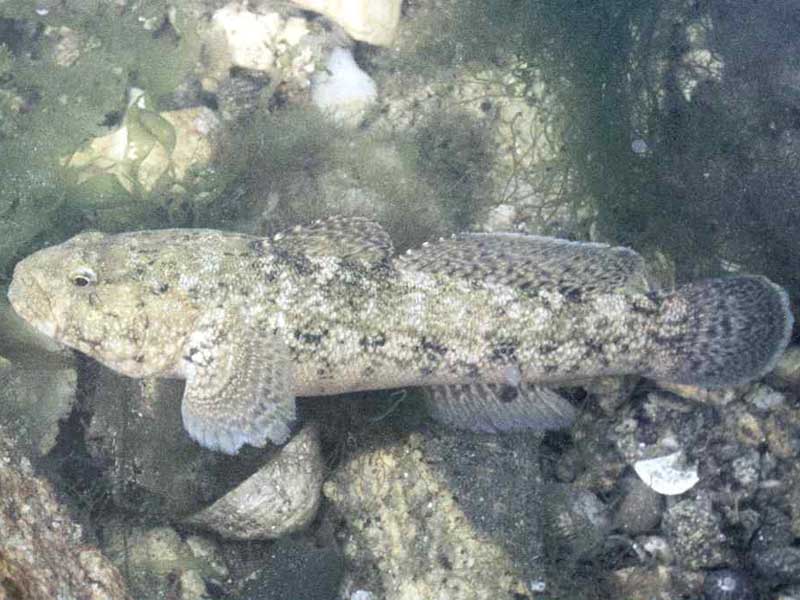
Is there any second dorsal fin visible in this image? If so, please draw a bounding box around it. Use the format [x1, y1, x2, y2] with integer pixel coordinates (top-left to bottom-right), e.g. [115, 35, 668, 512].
[399, 233, 650, 294]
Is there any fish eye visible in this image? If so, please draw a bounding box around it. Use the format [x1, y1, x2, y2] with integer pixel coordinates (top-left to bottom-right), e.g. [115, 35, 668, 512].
[70, 267, 97, 287]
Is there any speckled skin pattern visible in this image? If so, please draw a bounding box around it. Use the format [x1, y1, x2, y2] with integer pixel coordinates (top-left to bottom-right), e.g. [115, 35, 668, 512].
[7, 218, 793, 453]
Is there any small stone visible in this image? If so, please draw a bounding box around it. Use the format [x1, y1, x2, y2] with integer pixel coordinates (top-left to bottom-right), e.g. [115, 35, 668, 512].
[744, 384, 786, 411]
[633, 451, 699, 496]
[752, 547, 800, 585]
[184, 424, 324, 539]
[613, 475, 665, 535]
[542, 483, 612, 561]
[770, 345, 800, 388]
[607, 565, 676, 600]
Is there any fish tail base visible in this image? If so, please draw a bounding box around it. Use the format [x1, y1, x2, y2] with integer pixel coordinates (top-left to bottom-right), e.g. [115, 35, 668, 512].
[647, 276, 793, 387]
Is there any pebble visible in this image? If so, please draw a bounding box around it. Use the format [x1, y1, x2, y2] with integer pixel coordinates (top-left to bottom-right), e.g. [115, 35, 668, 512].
[613, 475, 665, 534]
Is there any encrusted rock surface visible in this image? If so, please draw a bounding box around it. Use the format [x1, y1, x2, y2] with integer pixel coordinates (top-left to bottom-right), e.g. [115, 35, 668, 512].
[0, 425, 130, 599]
[324, 424, 545, 600]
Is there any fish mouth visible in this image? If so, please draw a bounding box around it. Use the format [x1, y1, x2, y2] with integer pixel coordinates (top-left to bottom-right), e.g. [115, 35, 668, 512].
[7, 271, 58, 338]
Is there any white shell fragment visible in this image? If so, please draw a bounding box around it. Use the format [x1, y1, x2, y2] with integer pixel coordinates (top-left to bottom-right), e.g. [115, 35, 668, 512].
[633, 451, 699, 496]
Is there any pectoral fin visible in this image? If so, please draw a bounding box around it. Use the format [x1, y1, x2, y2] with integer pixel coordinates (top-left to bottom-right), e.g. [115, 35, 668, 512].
[180, 307, 295, 454]
[426, 383, 576, 433]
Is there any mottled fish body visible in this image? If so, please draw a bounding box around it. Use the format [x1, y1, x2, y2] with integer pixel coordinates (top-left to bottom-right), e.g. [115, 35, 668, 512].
[7, 217, 794, 453]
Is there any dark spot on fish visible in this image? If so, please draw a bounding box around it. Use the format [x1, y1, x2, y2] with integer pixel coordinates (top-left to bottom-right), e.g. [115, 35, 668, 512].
[359, 333, 386, 349]
[540, 342, 558, 355]
[134, 355, 145, 363]
[499, 385, 518, 403]
[153, 282, 169, 294]
[490, 342, 517, 361]
[420, 337, 448, 355]
[295, 330, 325, 346]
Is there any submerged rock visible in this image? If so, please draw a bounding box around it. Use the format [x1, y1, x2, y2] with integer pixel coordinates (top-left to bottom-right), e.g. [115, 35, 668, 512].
[104, 524, 228, 600]
[324, 424, 545, 599]
[0, 425, 129, 599]
[662, 494, 734, 570]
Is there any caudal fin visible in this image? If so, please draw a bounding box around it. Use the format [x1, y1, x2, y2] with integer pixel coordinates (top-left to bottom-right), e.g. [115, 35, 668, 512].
[647, 276, 794, 388]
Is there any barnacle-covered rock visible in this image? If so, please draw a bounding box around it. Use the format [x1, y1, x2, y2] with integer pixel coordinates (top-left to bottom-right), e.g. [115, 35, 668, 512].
[662, 493, 734, 570]
[0, 424, 130, 599]
[703, 569, 755, 600]
[184, 424, 324, 539]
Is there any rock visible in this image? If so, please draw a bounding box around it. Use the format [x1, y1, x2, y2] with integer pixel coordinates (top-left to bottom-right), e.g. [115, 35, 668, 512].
[204, 3, 317, 92]
[311, 47, 377, 127]
[291, 0, 401, 46]
[662, 494, 734, 570]
[607, 565, 677, 600]
[86, 367, 227, 516]
[613, 474, 665, 534]
[743, 384, 786, 411]
[184, 425, 324, 539]
[770, 345, 800, 388]
[0, 359, 76, 456]
[104, 524, 228, 599]
[542, 483, 612, 561]
[0, 425, 129, 599]
[236, 535, 343, 600]
[324, 425, 544, 599]
[751, 547, 800, 585]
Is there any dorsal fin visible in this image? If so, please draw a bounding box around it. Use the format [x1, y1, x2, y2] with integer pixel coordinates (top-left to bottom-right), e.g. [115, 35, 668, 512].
[272, 216, 393, 266]
[398, 233, 650, 294]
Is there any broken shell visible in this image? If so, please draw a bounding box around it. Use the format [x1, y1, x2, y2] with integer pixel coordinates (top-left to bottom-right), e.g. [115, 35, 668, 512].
[633, 451, 699, 496]
[183, 425, 324, 540]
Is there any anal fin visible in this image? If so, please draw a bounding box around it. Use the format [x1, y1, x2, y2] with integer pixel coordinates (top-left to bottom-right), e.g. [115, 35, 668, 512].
[425, 383, 576, 433]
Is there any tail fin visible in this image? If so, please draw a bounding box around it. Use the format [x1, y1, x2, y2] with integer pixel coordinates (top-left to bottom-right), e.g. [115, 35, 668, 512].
[647, 276, 794, 387]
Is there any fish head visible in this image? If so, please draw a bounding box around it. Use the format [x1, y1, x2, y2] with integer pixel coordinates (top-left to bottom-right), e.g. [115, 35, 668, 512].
[8, 231, 200, 378]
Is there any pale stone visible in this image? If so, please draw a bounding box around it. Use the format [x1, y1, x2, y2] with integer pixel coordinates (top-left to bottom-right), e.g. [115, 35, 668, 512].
[291, 0, 400, 46]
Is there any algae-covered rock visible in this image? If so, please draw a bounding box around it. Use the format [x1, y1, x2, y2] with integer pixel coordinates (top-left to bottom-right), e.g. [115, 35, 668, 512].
[324, 424, 545, 600]
[103, 524, 228, 600]
[64, 93, 219, 197]
[0, 424, 130, 599]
